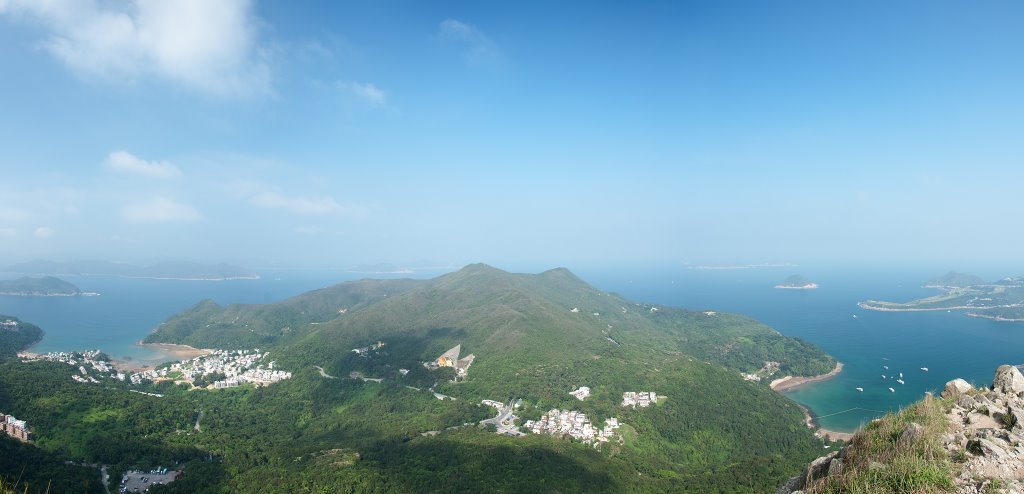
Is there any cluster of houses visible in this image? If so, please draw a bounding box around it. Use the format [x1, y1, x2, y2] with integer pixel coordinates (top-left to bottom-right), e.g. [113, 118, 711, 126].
[524, 409, 621, 445]
[1, 319, 18, 329]
[622, 391, 658, 408]
[169, 349, 292, 388]
[26, 350, 160, 385]
[351, 341, 386, 356]
[0, 412, 32, 442]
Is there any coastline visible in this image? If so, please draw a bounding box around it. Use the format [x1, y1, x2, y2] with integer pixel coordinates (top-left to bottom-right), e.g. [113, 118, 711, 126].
[795, 402, 855, 442]
[110, 342, 212, 371]
[770, 361, 843, 392]
[967, 312, 1024, 322]
[770, 362, 857, 441]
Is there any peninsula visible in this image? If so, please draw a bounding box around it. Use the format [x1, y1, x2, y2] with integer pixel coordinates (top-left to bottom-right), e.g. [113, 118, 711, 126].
[860, 273, 1024, 321]
[0, 276, 96, 297]
[775, 275, 818, 290]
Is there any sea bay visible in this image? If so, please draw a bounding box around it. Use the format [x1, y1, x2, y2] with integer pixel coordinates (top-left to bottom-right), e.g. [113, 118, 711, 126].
[579, 265, 1024, 433]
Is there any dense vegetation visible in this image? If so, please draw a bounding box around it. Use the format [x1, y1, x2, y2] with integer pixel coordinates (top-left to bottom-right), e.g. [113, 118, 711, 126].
[2, 265, 841, 492]
[0, 316, 43, 358]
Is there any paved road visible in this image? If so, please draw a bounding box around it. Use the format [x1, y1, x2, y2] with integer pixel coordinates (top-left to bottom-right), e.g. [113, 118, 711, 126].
[480, 400, 525, 436]
[314, 366, 337, 379]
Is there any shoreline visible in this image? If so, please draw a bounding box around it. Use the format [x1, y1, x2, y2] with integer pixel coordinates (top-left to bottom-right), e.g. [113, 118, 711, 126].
[769, 362, 857, 441]
[770, 361, 843, 392]
[795, 402, 855, 442]
[110, 342, 212, 372]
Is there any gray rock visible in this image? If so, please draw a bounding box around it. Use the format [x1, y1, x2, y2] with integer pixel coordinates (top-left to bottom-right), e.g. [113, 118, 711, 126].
[827, 458, 843, 476]
[805, 452, 837, 483]
[1008, 406, 1024, 432]
[968, 437, 1009, 459]
[993, 365, 1024, 395]
[775, 475, 804, 494]
[942, 378, 973, 398]
[899, 422, 924, 447]
[957, 393, 977, 409]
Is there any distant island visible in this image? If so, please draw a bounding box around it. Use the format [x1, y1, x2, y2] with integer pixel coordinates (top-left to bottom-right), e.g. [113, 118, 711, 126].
[688, 262, 798, 270]
[860, 272, 1024, 321]
[0, 276, 96, 297]
[775, 275, 818, 290]
[7, 260, 259, 281]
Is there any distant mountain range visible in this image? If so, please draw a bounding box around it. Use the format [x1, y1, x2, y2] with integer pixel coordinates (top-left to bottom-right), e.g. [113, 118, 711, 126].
[0, 276, 88, 297]
[923, 271, 985, 288]
[6, 260, 259, 281]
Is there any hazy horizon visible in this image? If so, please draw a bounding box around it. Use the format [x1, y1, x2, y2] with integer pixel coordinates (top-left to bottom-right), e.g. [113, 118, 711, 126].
[2, 1, 1023, 269]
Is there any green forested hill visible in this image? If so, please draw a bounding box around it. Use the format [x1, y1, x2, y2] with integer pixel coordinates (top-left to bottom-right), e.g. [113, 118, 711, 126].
[4, 265, 839, 492]
[0, 276, 82, 296]
[0, 315, 43, 358]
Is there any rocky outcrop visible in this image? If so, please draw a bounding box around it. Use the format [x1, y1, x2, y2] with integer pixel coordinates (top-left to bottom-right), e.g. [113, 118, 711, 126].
[992, 365, 1024, 396]
[779, 365, 1024, 494]
[943, 378, 973, 398]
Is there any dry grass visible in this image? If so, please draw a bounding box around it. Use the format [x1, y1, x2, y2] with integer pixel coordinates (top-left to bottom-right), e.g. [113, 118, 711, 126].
[804, 394, 956, 494]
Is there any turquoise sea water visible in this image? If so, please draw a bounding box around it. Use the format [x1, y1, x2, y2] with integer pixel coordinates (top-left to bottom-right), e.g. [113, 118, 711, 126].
[578, 266, 1024, 433]
[3, 265, 1022, 433]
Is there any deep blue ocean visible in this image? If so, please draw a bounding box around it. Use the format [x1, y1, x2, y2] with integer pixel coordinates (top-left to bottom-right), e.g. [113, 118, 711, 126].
[3, 264, 1023, 433]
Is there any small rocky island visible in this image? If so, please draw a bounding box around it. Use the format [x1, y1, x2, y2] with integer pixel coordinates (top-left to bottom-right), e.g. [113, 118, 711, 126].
[0, 276, 96, 297]
[860, 273, 1024, 321]
[775, 275, 818, 290]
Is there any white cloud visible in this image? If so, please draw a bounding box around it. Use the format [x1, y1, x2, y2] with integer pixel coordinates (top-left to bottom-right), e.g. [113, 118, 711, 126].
[33, 226, 55, 238]
[106, 150, 182, 179]
[233, 181, 364, 217]
[439, 18, 499, 65]
[338, 81, 386, 106]
[0, 0, 270, 96]
[121, 197, 201, 222]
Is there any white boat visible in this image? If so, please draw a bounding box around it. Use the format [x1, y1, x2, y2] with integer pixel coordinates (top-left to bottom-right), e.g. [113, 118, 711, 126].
[882, 374, 886, 379]
[883, 365, 889, 370]
[889, 387, 895, 392]
[920, 367, 928, 372]
[855, 387, 863, 392]
[896, 379, 905, 385]
[899, 372, 903, 378]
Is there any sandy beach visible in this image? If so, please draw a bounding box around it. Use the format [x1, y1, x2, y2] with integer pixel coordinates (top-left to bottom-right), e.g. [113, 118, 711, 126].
[769, 362, 856, 441]
[110, 342, 212, 372]
[770, 361, 844, 392]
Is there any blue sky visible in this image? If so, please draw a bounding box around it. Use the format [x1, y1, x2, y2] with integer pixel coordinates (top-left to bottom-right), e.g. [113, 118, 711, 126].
[1, 1, 1022, 270]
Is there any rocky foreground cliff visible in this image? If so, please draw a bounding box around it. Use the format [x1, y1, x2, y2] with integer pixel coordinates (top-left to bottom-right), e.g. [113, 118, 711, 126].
[779, 365, 1024, 494]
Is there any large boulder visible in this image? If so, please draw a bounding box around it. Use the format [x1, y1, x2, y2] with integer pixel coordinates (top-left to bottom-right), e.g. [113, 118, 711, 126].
[942, 378, 973, 398]
[992, 365, 1024, 395]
